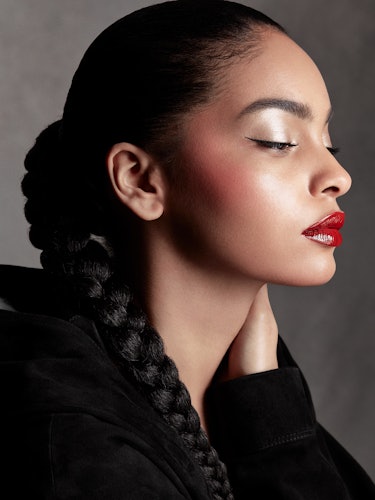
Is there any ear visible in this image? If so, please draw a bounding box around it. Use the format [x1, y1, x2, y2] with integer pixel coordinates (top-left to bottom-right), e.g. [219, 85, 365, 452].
[106, 142, 166, 221]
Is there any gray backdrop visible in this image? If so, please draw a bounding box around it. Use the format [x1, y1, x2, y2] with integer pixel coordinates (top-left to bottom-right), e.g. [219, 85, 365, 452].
[1, 0, 374, 480]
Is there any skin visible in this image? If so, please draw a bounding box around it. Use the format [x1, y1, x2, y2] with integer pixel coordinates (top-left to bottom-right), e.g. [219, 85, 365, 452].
[107, 29, 351, 431]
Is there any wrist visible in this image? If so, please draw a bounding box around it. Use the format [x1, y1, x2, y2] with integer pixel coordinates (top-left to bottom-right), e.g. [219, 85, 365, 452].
[227, 355, 279, 380]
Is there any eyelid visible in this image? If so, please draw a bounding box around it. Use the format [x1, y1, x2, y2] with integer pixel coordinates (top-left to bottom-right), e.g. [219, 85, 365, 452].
[245, 137, 298, 151]
[246, 137, 341, 156]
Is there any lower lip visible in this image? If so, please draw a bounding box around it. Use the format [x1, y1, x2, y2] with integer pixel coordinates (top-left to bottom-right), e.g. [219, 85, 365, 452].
[302, 228, 343, 247]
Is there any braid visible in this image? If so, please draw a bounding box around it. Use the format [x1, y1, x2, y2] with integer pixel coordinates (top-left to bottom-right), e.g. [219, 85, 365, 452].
[22, 123, 233, 499]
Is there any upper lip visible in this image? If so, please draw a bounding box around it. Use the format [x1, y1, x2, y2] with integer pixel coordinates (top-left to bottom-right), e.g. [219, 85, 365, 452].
[303, 211, 345, 233]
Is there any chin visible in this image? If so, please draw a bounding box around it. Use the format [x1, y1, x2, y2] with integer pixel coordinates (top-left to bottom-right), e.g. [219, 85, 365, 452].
[300, 270, 336, 287]
[270, 259, 337, 287]
[296, 262, 337, 287]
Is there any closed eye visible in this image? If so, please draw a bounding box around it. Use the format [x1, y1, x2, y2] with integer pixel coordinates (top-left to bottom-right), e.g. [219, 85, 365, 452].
[246, 137, 340, 156]
[245, 138, 298, 151]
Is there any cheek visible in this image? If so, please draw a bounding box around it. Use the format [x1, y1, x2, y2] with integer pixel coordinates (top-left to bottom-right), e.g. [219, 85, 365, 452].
[180, 145, 256, 215]
[165, 144, 262, 265]
[174, 148, 284, 268]
[185, 152, 290, 235]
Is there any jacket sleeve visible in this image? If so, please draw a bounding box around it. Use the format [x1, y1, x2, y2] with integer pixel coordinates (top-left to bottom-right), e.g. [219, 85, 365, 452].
[2, 412, 196, 500]
[208, 367, 375, 499]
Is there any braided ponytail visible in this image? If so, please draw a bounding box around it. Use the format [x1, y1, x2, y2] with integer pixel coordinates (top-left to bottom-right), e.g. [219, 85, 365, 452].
[22, 123, 232, 499]
[22, 2, 285, 498]
[22, 121, 234, 499]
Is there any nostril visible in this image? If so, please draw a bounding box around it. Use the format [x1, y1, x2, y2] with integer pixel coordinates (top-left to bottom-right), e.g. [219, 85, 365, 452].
[322, 186, 339, 193]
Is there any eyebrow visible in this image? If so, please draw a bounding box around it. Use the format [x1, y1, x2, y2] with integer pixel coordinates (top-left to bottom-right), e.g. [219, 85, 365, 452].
[238, 98, 333, 123]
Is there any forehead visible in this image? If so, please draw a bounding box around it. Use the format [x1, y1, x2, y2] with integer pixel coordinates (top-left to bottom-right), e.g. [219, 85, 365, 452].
[216, 30, 330, 117]
[179, 30, 332, 144]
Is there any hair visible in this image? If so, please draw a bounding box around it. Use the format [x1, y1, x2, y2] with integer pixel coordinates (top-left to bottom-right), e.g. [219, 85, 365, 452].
[22, 2, 285, 498]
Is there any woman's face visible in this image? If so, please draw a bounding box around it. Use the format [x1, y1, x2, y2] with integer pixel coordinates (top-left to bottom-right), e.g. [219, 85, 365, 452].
[163, 29, 352, 286]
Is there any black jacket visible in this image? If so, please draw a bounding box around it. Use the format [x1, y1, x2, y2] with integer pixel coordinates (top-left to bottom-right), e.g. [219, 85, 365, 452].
[0, 265, 374, 499]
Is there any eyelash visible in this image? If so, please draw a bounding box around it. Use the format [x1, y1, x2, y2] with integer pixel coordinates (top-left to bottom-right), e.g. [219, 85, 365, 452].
[326, 146, 340, 157]
[245, 137, 340, 156]
[246, 138, 297, 151]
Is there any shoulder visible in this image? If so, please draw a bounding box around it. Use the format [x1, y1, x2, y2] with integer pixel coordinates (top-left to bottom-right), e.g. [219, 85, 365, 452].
[0, 309, 208, 498]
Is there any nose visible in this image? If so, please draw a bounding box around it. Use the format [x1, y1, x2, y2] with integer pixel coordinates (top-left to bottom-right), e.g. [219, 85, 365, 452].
[310, 150, 352, 198]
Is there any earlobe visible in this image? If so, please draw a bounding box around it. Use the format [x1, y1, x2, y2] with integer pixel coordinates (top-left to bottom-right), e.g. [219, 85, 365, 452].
[107, 142, 165, 221]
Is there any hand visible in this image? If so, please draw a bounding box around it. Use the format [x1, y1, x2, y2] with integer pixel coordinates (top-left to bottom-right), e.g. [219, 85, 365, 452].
[226, 284, 279, 380]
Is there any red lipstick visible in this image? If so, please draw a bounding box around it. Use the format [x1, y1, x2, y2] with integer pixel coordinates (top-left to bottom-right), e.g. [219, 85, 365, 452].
[302, 211, 345, 247]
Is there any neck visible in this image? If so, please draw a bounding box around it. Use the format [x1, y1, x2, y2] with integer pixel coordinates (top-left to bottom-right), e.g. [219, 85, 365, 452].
[138, 233, 262, 430]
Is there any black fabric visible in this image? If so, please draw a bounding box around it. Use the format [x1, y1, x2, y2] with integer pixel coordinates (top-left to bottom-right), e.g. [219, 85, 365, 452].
[0, 265, 374, 499]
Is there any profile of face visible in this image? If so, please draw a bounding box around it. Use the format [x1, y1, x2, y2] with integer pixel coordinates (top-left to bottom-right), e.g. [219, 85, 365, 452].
[159, 29, 352, 287]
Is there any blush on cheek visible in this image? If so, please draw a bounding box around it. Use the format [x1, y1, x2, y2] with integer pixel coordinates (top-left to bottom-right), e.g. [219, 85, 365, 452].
[185, 149, 251, 210]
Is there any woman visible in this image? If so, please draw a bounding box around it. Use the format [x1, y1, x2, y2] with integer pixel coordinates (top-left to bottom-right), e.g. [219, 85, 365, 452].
[0, 1, 374, 498]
